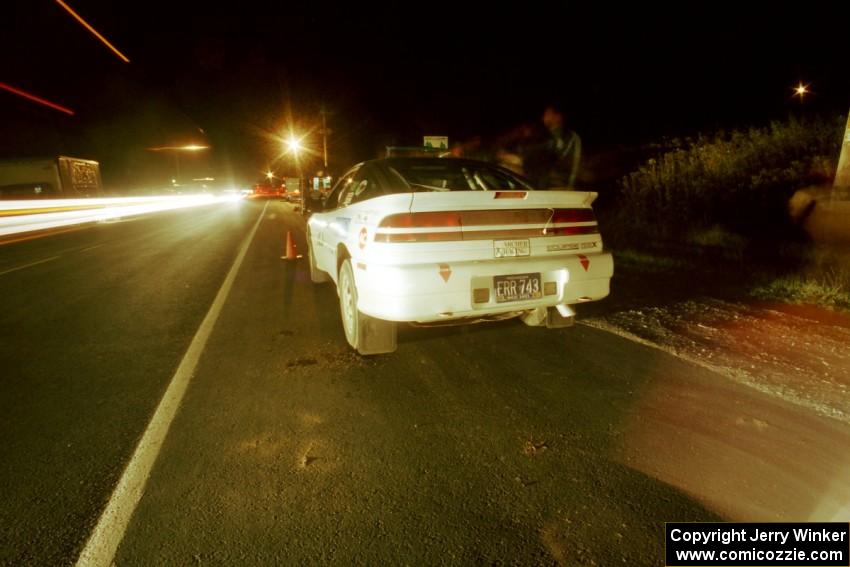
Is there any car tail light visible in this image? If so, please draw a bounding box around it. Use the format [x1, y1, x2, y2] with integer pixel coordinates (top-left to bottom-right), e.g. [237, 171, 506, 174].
[374, 208, 598, 242]
[546, 208, 598, 236]
[551, 208, 596, 223]
[375, 212, 462, 242]
[546, 225, 599, 236]
[380, 212, 462, 228]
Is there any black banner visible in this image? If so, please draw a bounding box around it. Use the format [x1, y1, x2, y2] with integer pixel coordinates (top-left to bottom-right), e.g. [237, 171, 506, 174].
[666, 522, 849, 566]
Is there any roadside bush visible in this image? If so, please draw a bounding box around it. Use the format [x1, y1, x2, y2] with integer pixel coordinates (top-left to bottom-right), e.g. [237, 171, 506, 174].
[750, 247, 850, 310]
[617, 115, 844, 240]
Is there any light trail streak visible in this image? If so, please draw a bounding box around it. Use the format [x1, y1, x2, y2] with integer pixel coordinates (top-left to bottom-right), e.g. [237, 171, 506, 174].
[0, 194, 243, 241]
[0, 82, 75, 115]
[55, 0, 131, 63]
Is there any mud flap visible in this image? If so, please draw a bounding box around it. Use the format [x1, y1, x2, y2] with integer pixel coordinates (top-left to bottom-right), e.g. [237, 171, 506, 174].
[357, 314, 397, 355]
[546, 306, 575, 329]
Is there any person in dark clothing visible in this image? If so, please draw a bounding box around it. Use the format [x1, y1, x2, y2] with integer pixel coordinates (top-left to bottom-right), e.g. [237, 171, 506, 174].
[525, 104, 582, 189]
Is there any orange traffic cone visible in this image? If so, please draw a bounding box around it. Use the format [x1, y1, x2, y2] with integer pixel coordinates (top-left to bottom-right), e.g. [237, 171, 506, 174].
[281, 230, 301, 260]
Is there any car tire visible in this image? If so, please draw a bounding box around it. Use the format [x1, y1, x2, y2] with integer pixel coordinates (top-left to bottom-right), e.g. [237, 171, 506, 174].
[307, 231, 329, 283]
[338, 259, 397, 355]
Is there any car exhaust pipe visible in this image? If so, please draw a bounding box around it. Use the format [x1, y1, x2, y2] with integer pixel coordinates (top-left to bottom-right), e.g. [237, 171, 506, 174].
[555, 304, 575, 318]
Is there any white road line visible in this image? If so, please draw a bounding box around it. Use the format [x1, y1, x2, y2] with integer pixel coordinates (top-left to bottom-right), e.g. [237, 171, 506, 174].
[0, 255, 60, 276]
[80, 244, 104, 252]
[75, 201, 269, 567]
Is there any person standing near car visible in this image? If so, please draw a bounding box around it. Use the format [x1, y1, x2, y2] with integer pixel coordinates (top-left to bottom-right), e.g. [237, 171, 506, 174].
[526, 104, 582, 189]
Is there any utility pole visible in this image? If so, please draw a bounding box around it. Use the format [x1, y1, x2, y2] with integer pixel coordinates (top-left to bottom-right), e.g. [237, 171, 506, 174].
[833, 106, 850, 201]
[320, 105, 329, 169]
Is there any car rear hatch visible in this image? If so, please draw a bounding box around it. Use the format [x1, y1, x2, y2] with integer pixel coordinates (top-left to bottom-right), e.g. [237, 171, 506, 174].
[371, 190, 603, 264]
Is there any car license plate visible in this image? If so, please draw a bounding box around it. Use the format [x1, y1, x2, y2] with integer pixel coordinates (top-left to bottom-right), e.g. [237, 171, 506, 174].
[493, 238, 530, 258]
[494, 273, 542, 303]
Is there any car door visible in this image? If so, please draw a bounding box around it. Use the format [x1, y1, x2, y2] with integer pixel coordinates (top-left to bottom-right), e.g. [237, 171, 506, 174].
[311, 166, 360, 276]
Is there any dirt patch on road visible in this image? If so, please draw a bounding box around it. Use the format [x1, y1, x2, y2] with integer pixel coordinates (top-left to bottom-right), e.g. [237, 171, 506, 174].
[282, 344, 382, 374]
[584, 298, 850, 423]
[522, 438, 550, 457]
[585, 296, 850, 521]
[286, 357, 318, 369]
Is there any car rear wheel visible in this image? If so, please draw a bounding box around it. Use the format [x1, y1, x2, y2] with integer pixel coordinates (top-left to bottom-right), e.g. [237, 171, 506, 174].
[338, 259, 397, 355]
[307, 231, 329, 283]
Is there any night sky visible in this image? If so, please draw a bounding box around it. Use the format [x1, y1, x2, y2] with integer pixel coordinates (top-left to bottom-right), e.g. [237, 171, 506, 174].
[1, 1, 848, 188]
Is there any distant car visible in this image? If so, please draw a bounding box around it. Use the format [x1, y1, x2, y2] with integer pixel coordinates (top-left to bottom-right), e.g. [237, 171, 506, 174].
[306, 157, 613, 354]
[252, 183, 284, 198]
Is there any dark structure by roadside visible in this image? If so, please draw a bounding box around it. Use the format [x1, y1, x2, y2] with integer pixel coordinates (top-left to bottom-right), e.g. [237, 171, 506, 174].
[0, 156, 103, 199]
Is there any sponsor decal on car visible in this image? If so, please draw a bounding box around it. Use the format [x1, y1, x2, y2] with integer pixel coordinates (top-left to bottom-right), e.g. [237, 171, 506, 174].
[547, 242, 580, 252]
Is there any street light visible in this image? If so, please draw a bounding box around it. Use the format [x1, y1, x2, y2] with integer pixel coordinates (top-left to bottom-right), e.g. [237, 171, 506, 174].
[793, 82, 810, 101]
[282, 134, 305, 178]
[278, 133, 307, 200]
[148, 144, 210, 152]
[285, 136, 302, 154]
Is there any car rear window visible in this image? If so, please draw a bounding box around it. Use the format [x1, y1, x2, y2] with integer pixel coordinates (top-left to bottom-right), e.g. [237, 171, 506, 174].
[387, 160, 534, 192]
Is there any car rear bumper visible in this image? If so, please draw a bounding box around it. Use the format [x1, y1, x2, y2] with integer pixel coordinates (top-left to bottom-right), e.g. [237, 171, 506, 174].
[354, 252, 613, 323]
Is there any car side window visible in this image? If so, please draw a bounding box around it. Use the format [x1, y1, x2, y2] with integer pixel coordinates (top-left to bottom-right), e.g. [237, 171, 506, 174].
[336, 175, 359, 208]
[349, 172, 383, 205]
[337, 168, 381, 208]
[325, 167, 360, 210]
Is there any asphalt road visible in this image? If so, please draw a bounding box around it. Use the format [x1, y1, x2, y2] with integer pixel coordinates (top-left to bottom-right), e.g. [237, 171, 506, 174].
[1, 199, 847, 566]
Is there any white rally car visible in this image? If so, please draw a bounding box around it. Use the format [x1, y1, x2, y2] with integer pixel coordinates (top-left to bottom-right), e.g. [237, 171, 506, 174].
[306, 157, 613, 354]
